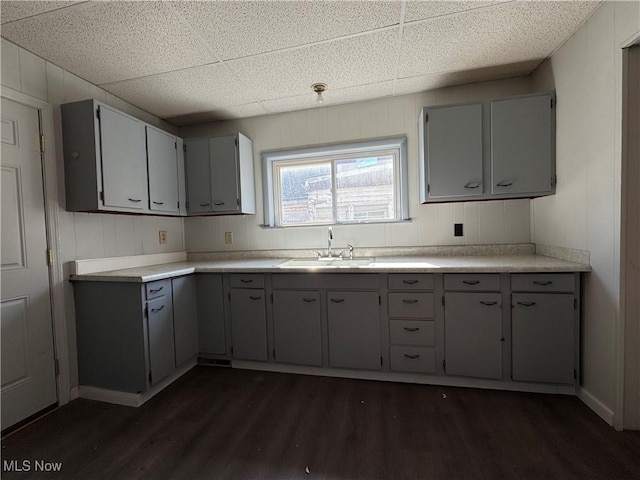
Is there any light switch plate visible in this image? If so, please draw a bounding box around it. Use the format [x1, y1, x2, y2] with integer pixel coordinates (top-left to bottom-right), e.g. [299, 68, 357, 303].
[159, 230, 167, 244]
[224, 232, 233, 245]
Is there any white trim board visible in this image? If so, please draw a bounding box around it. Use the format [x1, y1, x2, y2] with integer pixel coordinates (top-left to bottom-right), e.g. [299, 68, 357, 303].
[577, 386, 616, 428]
[70, 252, 187, 275]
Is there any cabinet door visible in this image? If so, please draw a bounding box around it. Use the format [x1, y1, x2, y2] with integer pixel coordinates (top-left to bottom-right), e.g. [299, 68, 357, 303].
[273, 290, 322, 366]
[230, 288, 267, 361]
[491, 94, 553, 195]
[185, 138, 212, 213]
[196, 274, 226, 355]
[512, 293, 574, 384]
[147, 296, 175, 385]
[444, 292, 502, 379]
[172, 276, 198, 366]
[328, 291, 380, 370]
[146, 126, 179, 214]
[210, 135, 240, 213]
[425, 103, 483, 199]
[99, 105, 147, 210]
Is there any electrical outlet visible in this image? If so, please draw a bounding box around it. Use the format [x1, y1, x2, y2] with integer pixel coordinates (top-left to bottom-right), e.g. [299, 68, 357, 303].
[224, 231, 233, 245]
[159, 230, 167, 244]
[454, 223, 463, 237]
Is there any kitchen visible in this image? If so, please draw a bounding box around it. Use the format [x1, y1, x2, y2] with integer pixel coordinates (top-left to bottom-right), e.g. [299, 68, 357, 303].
[1, 0, 639, 478]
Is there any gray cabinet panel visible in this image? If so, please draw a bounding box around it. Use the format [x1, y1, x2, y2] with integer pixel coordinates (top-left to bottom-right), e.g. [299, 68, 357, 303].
[512, 293, 574, 384]
[511, 273, 575, 293]
[388, 292, 434, 318]
[185, 138, 212, 214]
[147, 295, 176, 385]
[388, 274, 434, 290]
[172, 276, 199, 366]
[273, 291, 322, 366]
[444, 292, 502, 379]
[327, 291, 380, 370]
[444, 274, 500, 291]
[210, 135, 239, 213]
[389, 320, 435, 346]
[425, 103, 483, 199]
[230, 288, 268, 361]
[491, 94, 553, 195]
[390, 346, 436, 374]
[146, 126, 179, 214]
[230, 274, 265, 288]
[196, 274, 226, 355]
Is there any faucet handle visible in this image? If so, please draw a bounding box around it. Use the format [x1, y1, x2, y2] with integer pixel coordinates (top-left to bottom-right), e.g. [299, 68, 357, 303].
[313, 250, 323, 259]
[347, 244, 354, 259]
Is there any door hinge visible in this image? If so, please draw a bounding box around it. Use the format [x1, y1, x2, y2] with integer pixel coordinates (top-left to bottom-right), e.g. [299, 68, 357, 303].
[427, 184, 430, 194]
[177, 201, 180, 209]
[236, 198, 240, 207]
[380, 356, 383, 367]
[551, 176, 557, 188]
[144, 305, 148, 318]
[228, 292, 231, 301]
[442, 296, 445, 306]
[99, 191, 104, 202]
[378, 295, 381, 305]
[174, 141, 177, 150]
[574, 369, 577, 380]
[425, 113, 429, 123]
[273, 349, 276, 360]
[183, 144, 187, 153]
[186, 200, 190, 209]
[551, 98, 554, 109]
[46, 249, 53, 267]
[574, 298, 578, 310]
[96, 108, 101, 120]
[149, 372, 152, 384]
[40, 134, 45, 153]
[54, 358, 60, 376]
[231, 346, 234, 356]
[443, 359, 446, 370]
[270, 294, 274, 303]
[235, 137, 238, 147]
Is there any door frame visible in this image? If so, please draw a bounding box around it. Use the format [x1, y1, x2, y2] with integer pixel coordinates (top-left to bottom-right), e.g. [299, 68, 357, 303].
[2, 86, 70, 406]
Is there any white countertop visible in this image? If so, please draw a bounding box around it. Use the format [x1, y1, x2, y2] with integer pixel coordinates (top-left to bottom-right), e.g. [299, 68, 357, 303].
[69, 254, 591, 283]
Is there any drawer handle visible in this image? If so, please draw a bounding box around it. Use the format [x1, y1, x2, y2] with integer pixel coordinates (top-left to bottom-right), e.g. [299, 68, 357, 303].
[402, 299, 418, 304]
[496, 180, 513, 187]
[480, 301, 498, 306]
[462, 280, 480, 285]
[533, 280, 553, 286]
[517, 301, 537, 307]
[464, 181, 481, 189]
[148, 287, 164, 293]
[404, 354, 420, 359]
[403, 327, 420, 332]
[330, 298, 345, 303]
[402, 279, 419, 285]
[249, 296, 262, 301]
[128, 198, 142, 203]
[213, 202, 225, 206]
[152, 201, 164, 205]
[240, 279, 253, 283]
[150, 305, 165, 313]
[199, 203, 210, 207]
[302, 298, 317, 303]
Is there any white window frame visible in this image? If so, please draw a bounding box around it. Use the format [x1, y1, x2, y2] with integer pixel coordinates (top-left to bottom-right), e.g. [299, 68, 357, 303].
[262, 137, 408, 227]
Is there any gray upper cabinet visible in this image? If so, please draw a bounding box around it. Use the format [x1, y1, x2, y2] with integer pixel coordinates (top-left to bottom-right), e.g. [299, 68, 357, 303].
[491, 94, 554, 196]
[421, 103, 483, 200]
[273, 290, 322, 366]
[185, 133, 256, 216]
[146, 126, 179, 214]
[419, 92, 555, 203]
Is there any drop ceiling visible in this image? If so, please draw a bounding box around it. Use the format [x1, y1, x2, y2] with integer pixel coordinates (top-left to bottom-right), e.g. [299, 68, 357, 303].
[1, 0, 600, 126]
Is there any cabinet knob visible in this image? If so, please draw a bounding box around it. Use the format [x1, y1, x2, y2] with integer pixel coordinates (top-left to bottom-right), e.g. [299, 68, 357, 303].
[240, 279, 253, 283]
[150, 305, 165, 313]
[199, 203, 211, 207]
[404, 354, 420, 359]
[152, 201, 165, 205]
[533, 280, 552, 286]
[213, 202, 225, 206]
[128, 198, 142, 203]
[480, 301, 498, 306]
[464, 182, 481, 189]
[496, 180, 513, 187]
[302, 298, 317, 303]
[249, 296, 262, 301]
[403, 327, 420, 332]
[462, 280, 480, 285]
[402, 299, 419, 304]
[149, 287, 164, 293]
[517, 301, 536, 307]
[330, 298, 345, 303]
[402, 279, 419, 285]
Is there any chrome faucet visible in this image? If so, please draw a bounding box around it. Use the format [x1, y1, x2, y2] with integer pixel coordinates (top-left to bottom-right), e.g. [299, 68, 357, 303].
[327, 226, 333, 258]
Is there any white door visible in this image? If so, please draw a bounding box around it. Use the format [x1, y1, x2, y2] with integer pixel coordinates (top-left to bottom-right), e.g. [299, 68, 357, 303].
[1, 97, 57, 431]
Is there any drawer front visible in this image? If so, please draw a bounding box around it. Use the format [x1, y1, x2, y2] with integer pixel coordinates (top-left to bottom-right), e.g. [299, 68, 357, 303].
[444, 274, 500, 291]
[390, 320, 435, 346]
[511, 273, 575, 293]
[230, 274, 265, 289]
[390, 346, 436, 374]
[145, 279, 170, 300]
[388, 292, 434, 318]
[388, 274, 434, 291]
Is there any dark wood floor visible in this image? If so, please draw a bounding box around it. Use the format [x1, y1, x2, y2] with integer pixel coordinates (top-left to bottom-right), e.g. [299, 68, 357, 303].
[2, 366, 639, 480]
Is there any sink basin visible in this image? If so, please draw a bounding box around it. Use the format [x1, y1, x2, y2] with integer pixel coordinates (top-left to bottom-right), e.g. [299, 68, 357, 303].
[279, 258, 374, 268]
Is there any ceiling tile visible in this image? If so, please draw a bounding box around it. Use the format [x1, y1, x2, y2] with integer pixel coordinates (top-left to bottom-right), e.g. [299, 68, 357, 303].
[0, 1, 218, 84]
[228, 29, 399, 102]
[398, 1, 600, 78]
[171, 0, 400, 61]
[0, 0, 82, 24]
[102, 63, 257, 118]
[404, 1, 508, 23]
[394, 60, 541, 96]
[165, 104, 268, 126]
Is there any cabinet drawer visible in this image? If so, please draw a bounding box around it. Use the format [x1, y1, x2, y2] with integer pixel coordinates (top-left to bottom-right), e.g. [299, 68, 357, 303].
[388, 274, 434, 290]
[389, 320, 435, 346]
[230, 274, 265, 288]
[145, 279, 169, 300]
[444, 274, 500, 291]
[388, 293, 434, 318]
[390, 346, 436, 374]
[511, 274, 575, 293]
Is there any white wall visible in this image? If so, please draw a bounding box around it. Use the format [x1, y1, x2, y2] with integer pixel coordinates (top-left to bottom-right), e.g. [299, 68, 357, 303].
[531, 1, 640, 427]
[181, 78, 536, 253]
[1, 39, 187, 388]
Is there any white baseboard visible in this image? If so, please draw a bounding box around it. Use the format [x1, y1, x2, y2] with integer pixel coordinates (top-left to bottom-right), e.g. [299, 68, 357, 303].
[69, 386, 80, 402]
[577, 386, 615, 426]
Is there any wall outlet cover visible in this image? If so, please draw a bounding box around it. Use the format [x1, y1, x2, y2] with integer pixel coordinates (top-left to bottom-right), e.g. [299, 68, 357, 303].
[224, 232, 233, 245]
[159, 230, 168, 244]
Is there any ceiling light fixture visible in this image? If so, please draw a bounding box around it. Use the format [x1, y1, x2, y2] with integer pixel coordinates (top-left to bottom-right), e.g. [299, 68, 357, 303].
[311, 82, 328, 105]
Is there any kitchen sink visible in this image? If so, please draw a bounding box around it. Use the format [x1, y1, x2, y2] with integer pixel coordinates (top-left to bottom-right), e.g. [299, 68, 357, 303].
[278, 258, 374, 268]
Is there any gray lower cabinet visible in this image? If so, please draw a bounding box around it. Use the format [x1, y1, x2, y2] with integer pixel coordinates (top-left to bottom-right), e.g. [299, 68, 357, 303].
[172, 276, 199, 366]
[327, 291, 381, 370]
[512, 293, 575, 384]
[444, 292, 503, 379]
[272, 290, 322, 366]
[230, 288, 268, 361]
[196, 274, 226, 355]
[147, 293, 176, 385]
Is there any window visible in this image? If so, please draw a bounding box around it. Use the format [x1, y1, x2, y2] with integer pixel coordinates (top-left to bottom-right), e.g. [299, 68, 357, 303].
[263, 137, 408, 227]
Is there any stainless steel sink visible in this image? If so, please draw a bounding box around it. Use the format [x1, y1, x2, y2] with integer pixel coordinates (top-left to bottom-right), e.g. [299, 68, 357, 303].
[278, 258, 374, 268]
